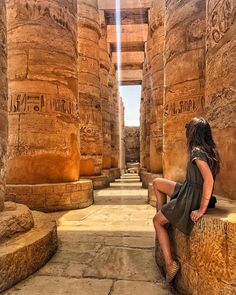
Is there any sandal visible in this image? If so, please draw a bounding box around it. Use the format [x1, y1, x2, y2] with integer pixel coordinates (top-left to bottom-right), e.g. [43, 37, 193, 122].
[166, 260, 180, 283]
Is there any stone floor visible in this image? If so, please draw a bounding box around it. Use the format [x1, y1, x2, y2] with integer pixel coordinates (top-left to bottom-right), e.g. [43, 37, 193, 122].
[3, 175, 177, 295]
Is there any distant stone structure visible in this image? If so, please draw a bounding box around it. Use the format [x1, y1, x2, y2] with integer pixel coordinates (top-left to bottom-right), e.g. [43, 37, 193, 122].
[0, 0, 235, 293]
[125, 127, 140, 163]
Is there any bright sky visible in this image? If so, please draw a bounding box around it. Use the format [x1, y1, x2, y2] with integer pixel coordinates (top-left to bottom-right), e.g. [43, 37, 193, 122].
[119, 85, 141, 126]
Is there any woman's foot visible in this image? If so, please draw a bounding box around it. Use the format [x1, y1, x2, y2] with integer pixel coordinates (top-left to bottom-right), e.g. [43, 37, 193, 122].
[166, 260, 180, 283]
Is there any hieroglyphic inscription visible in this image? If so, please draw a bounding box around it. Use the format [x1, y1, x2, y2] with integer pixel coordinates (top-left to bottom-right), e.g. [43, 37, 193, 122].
[207, 0, 236, 48]
[9, 93, 78, 116]
[164, 98, 198, 117]
[12, 1, 77, 49]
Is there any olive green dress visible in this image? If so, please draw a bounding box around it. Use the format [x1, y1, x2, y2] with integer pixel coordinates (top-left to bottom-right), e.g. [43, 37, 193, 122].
[161, 147, 214, 235]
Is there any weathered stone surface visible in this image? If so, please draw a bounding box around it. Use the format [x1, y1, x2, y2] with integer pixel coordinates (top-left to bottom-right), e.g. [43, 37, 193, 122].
[0, 0, 7, 211]
[0, 211, 57, 292]
[205, 0, 236, 200]
[0, 202, 34, 242]
[148, 183, 156, 207]
[163, 0, 206, 182]
[140, 60, 151, 170]
[4, 277, 113, 295]
[155, 198, 236, 295]
[78, 0, 102, 176]
[81, 175, 109, 190]
[149, 0, 164, 174]
[141, 171, 161, 189]
[119, 99, 126, 172]
[112, 280, 173, 295]
[99, 10, 112, 170]
[125, 127, 140, 163]
[109, 65, 120, 169]
[5, 180, 93, 212]
[6, 0, 80, 184]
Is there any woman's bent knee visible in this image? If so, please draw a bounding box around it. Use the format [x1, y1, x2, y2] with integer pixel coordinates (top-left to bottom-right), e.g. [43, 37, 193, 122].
[153, 178, 162, 189]
[153, 211, 168, 226]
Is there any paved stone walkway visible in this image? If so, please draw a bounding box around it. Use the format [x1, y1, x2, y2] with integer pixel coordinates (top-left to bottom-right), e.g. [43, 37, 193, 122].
[4, 175, 176, 295]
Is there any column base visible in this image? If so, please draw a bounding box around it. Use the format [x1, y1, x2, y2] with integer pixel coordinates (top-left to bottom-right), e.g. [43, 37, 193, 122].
[81, 175, 109, 190]
[155, 198, 236, 294]
[148, 183, 156, 208]
[6, 180, 93, 212]
[140, 171, 162, 189]
[102, 168, 121, 183]
[0, 202, 57, 292]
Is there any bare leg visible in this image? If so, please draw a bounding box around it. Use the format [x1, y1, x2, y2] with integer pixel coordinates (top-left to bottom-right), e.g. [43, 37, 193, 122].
[153, 211, 174, 274]
[153, 178, 177, 212]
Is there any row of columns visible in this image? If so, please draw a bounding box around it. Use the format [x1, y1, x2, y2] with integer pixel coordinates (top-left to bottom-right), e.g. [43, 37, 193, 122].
[2, 0, 125, 211]
[141, 0, 235, 199]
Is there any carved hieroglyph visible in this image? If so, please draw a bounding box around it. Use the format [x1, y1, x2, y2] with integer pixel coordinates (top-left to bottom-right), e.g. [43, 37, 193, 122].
[99, 11, 112, 169]
[149, 0, 164, 173]
[205, 0, 236, 200]
[6, 0, 79, 184]
[78, 0, 103, 176]
[163, 0, 206, 182]
[0, 0, 7, 211]
[125, 127, 140, 163]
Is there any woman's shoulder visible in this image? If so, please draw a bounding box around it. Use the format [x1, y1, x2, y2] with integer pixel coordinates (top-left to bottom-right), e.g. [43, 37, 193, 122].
[190, 146, 209, 163]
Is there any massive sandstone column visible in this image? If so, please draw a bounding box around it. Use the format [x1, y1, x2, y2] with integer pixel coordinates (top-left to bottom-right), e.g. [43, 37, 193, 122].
[110, 66, 120, 169]
[149, 0, 164, 174]
[99, 10, 112, 170]
[205, 0, 236, 200]
[0, 0, 7, 211]
[78, 0, 103, 176]
[163, 0, 206, 181]
[6, 0, 93, 211]
[142, 60, 151, 171]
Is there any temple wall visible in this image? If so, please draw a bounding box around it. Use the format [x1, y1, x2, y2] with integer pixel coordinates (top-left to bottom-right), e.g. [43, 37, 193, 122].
[125, 127, 140, 163]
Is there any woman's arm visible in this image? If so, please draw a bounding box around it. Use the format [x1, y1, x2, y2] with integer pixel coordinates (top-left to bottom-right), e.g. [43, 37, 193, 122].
[190, 159, 214, 223]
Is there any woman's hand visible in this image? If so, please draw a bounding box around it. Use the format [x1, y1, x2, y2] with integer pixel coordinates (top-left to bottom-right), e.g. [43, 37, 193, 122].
[190, 209, 204, 223]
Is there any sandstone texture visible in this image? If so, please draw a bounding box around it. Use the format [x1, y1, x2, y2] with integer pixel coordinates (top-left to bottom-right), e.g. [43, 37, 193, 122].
[78, 0, 102, 176]
[205, 0, 236, 200]
[163, 0, 206, 182]
[125, 127, 140, 163]
[155, 198, 236, 295]
[7, 0, 80, 184]
[99, 11, 112, 170]
[0, 0, 7, 211]
[0, 210, 57, 292]
[0, 202, 34, 242]
[6, 180, 93, 212]
[149, 0, 164, 174]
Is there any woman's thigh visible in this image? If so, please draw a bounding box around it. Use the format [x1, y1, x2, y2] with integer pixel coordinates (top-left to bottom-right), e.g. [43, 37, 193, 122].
[153, 178, 177, 198]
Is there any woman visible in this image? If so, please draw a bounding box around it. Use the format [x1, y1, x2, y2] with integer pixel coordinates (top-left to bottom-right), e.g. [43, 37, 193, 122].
[153, 117, 220, 283]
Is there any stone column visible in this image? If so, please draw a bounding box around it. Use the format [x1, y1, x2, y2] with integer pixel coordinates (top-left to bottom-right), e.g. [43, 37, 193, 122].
[6, 0, 93, 211]
[119, 98, 126, 173]
[143, 60, 151, 171]
[0, 0, 7, 211]
[78, 0, 103, 176]
[205, 0, 236, 200]
[110, 66, 120, 169]
[163, 0, 206, 181]
[149, 0, 164, 174]
[99, 10, 112, 170]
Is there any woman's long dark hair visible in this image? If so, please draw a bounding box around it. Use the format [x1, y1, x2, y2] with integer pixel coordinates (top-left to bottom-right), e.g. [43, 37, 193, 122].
[185, 117, 220, 176]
